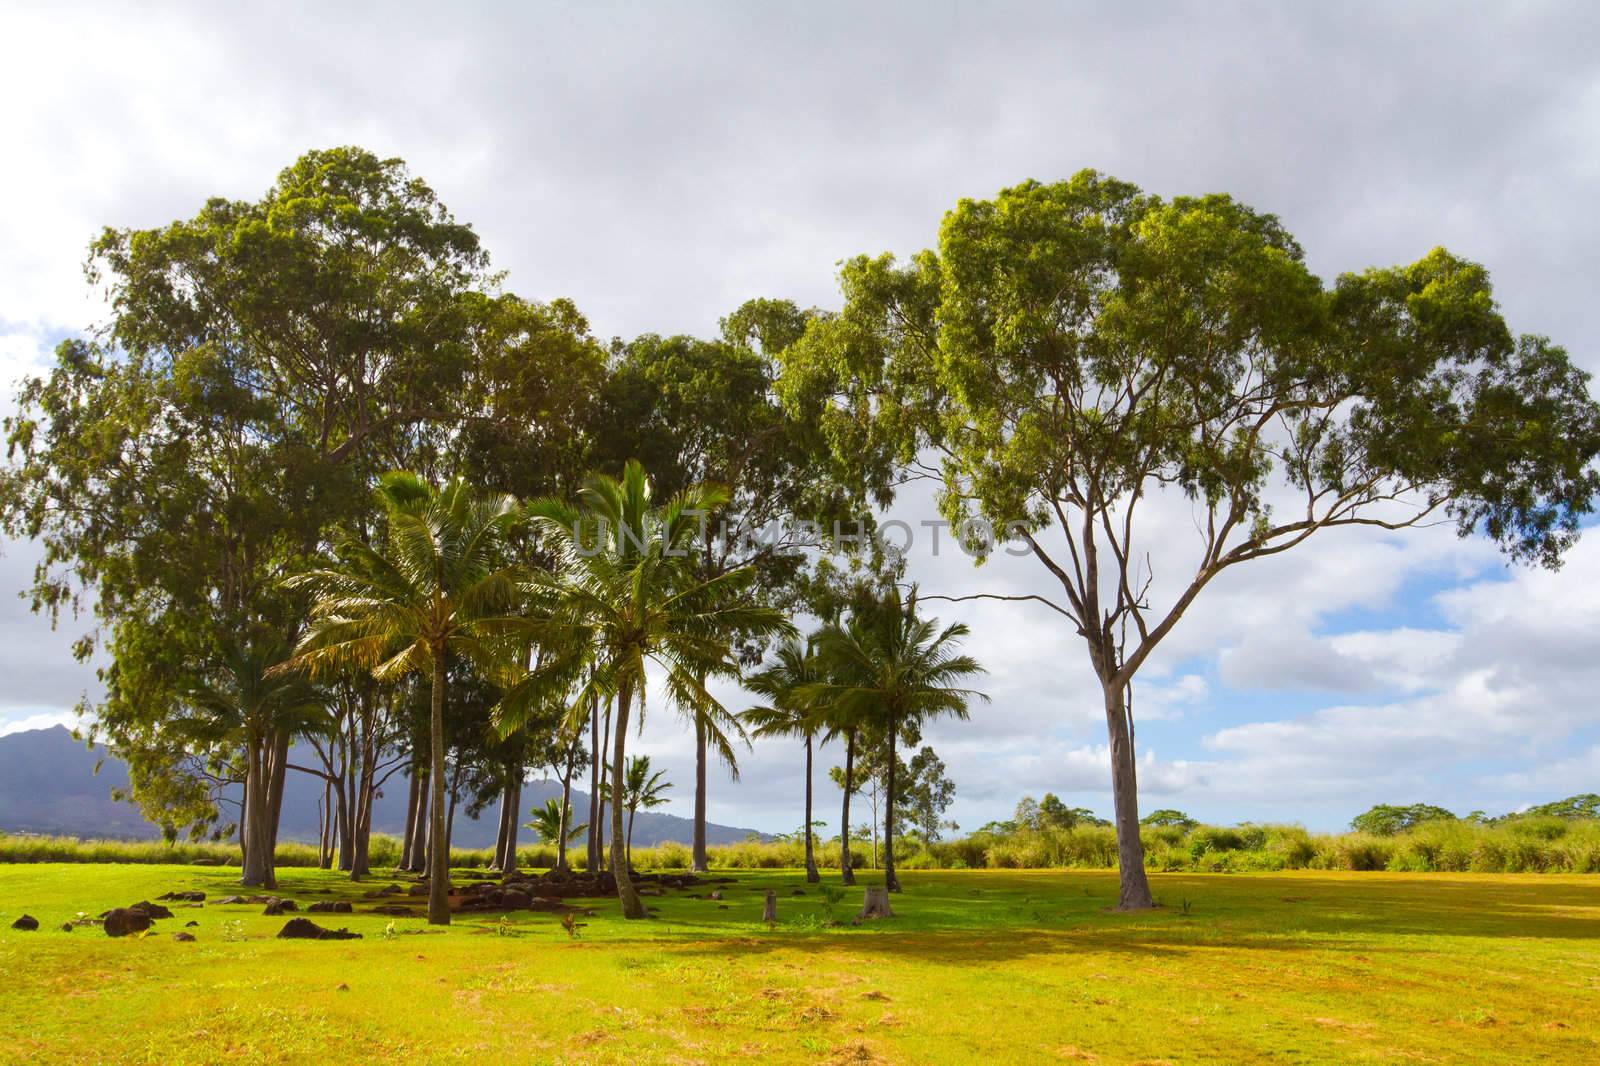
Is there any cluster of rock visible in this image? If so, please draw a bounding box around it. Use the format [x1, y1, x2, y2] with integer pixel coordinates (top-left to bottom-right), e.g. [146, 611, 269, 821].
[276, 917, 361, 940]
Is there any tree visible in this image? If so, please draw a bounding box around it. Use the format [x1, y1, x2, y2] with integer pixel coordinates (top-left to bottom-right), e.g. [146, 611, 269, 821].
[1140, 808, 1197, 831]
[1351, 803, 1457, 836]
[1519, 794, 1600, 821]
[616, 754, 672, 865]
[506, 460, 793, 917]
[808, 588, 985, 891]
[779, 171, 1600, 908]
[527, 796, 588, 846]
[283, 473, 520, 925]
[176, 633, 326, 888]
[743, 635, 827, 882]
[899, 745, 957, 841]
[592, 302, 844, 873]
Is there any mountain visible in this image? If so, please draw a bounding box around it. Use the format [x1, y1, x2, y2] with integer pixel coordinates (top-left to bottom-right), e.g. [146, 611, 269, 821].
[0, 725, 764, 848]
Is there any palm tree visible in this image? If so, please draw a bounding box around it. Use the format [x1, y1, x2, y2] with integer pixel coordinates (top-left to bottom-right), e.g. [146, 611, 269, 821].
[526, 796, 587, 851]
[616, 754, 672, 865]
[743, 635, 826, 883]
[808, 588, 986, 892]
[283, 473, 520, 925]
[502, 460, 793, 918]
[179, 633, 326, 890]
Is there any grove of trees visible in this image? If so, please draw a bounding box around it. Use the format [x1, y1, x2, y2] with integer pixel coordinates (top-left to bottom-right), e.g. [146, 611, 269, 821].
[3, 150, 1596, 916]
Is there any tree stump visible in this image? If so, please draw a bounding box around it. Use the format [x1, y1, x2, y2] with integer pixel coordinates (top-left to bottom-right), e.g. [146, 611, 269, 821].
[856, 886, 894, 921]
[762, 889, 778, 924]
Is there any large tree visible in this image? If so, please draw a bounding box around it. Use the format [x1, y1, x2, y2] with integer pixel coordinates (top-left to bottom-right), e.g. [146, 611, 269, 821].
[742, 635, 827, 883]
[780, 171, 1600, 908]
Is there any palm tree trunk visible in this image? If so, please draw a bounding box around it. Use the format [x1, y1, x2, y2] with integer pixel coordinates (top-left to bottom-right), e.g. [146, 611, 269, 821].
[557, 741, 576, 873]
[627, 805, 637, 868]
[610, 679, 646, 919]
[884, 718, 900, 892]
[400, 759, 421, 869]
[804, 735, 819, 883]
[601, 696, 615, 876]
[691, 715, 709, 873]
[502, 774, 521, 874]
[840, 730, 856, 886]
[426, 652, 451, 925]
[1104, 678, 1155, 910]
[587, 693, 601, 873]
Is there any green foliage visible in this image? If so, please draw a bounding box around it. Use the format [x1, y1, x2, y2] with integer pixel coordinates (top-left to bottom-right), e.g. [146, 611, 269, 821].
[1350, 803, 1458, 836]
[1142, 808, 1199, 830]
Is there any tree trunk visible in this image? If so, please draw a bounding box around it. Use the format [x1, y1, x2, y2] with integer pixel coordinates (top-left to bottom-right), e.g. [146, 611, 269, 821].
[1103, 679, 1155, 910]
[803, 735, 819, 883]
[426, 653, 451, 925]
[762, 888, 778, 924]
[839, 730, 856, 885]
[627, 806, 636, 869]
[260, 728, 289, 890]
[493, 778, 512, 870]
[351, 777, 373, 880]
[883, 718, 900, 892]
[318, 781, 333, 869]
[502, 773, 521, 874]
[240, 738, 270, 887]
[610, 680, 646, 919]
[691, 715, 709, 872]
[404, 767, 428, 872]
[400, 763, 421, 870]
[601, 697, 615, 876]
[586, 694, 601, 873]
[557, 742, 576, 873]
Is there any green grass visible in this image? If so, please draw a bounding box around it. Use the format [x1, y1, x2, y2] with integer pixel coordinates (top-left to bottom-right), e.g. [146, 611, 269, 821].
[3, 864, 1598, 1063]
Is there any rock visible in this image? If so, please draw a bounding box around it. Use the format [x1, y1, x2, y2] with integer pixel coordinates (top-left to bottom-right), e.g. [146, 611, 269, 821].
[10, 915, 39, 931]
[276, 918, 362, 941]
[191, 857, 224, 866]
[185, 920, 199, 928]
[103, 908, 153, 937]
[172, 931, 196, 942]
[499, 889, 531, 910]
[791, 888, 806, 896]
[307, 901, 352, 914]
[708, 891, 723, 901]
[215, 895, 247, 905]
[157, 891, 206, 902]
[407, 884, 428, 897]
[371, 904, 418, 916]
[262, 899, 298, 916]
[60, 922, 74, 932]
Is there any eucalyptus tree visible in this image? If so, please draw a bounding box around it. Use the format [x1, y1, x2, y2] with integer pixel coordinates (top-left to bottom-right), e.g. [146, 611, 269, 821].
[502, 460, 794, 918]
[779, 171, 1600, 909]
[284, 473, 520, 925]
[0, 147, 497, 841]
[807, 589, 985, 892]
[617, 754, 673, 865]
[743, 635, 827, 882]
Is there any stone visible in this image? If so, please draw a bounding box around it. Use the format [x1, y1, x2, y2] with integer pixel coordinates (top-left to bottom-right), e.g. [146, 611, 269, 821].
[262, 898, 298, 916]
[276, 918, 362, 941]
[185, 920, 199, 928]
[499, 889, 531, 910]
[371, 904, 418, 916]
[157, 891, 206, 902]
[10, 915, 39, 931]
[127, 901, 174, 920]
[103, 908, 153, 937]
[215, 895, 247, 905]
[172, 931, 196, 942]
[306, 901, 352, 914]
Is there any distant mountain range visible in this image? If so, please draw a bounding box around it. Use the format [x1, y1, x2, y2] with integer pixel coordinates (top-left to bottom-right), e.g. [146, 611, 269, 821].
[0, 725, 764, 848]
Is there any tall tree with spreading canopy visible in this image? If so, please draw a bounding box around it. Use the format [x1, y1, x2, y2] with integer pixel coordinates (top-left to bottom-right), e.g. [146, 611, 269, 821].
[283, 473, 520, 924]
[503, 460, 794, 917]
[779, 171, 1600, 908]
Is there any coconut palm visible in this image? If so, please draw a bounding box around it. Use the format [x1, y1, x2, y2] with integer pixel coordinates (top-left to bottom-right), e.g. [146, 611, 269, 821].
[283, 473, 520, 925]
[501, 459, 793, 918]
[615, 754, 672, 864]
[742, 635, 826, 883]
[808, 588, 986, 892]
[178, 632, 327, 890]
[526, 796, 587, 849]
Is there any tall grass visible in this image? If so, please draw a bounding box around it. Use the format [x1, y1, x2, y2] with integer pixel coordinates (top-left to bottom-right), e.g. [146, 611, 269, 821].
[8, 818, 1600, 873]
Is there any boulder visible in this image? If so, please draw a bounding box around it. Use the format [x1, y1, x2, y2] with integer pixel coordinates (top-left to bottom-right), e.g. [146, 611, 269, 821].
[371, 904, 418, 916]
[262, 899, 298, 916]
[103, 908, 153, 937]
[185, 920, 199, 928]
[129, 901, 175, 920]
[172, 931, 196, 942]
[10, 915, 39, 931]
[157, 891, 206, 902]
[499, 889, 531, 910]
[276, 918, 362, 941]
[307, 901, 352, 914]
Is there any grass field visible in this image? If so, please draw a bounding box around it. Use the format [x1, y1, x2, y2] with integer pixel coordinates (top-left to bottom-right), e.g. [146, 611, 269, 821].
[2, 865, 1597, 1064]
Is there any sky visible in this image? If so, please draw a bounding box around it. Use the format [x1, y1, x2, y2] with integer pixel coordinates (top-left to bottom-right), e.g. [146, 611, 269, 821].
[1, 1, 1597, 835]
